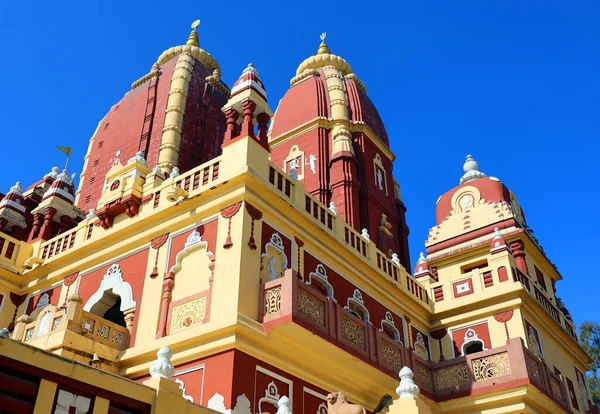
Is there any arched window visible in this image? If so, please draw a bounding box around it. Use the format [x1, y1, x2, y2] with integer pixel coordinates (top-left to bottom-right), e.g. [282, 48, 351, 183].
[306, 264, 334, 298]
[463, 341, 484, 355]
[379, 311, 402, 343]
[344, 289, 369, 322]
[102, 296, 126, 327]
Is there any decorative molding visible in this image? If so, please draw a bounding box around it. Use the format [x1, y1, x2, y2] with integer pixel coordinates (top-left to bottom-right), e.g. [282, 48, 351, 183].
[344, 289, 369, 322]
[245, 202, 263, 250]
[379, 311, 401, 343]
[149, 233, 170, 278]
[221, 202, 242, 249]
[305, 263, 334, 298]
[258, 382, 280, 414]
[170, 230, 213, 274]
[175, 378, 194, 402]
[83, 263, 136, 312]
[208, 393, 227, 414]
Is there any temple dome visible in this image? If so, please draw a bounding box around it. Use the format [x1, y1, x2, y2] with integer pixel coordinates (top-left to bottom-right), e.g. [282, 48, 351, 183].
[76, 22, 230, 212]
[269, 36, 390, 147]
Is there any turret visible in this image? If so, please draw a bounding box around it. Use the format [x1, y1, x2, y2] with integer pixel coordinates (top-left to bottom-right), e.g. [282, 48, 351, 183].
[0, 182, 27, 237]
[222, 63, 273, 150]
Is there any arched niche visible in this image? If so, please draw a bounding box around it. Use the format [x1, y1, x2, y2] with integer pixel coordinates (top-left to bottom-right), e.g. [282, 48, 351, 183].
[379, 311, 401, 343]
[461, 328, 487, 356]
[258, 382, 280, 414]
[169, 229, 214, 303]
[84, 264, 136, 316]
[261, 233, 288, 283]
[414, 332, 429, 360]
[305, 263, 334, 298]
[344, 289, 369, 322]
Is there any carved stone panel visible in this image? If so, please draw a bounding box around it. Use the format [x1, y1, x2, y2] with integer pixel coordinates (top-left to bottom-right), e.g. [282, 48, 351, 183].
[433, 363, 469, 390]
[472, 352, 510, 381]
[264, 287, 282, 316]
[341, 316, 365, 350]
[170, 297, 207, 334]
[297, 290, 325, 327]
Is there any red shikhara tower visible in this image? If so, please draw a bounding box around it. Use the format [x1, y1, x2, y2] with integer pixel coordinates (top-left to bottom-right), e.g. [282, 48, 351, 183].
[76, 23, 230, 212]
[269, 34, 410, 269]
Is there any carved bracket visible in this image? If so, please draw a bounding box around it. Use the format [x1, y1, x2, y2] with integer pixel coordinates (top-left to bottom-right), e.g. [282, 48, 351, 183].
[221, 202, 242, 249]
[245, 202, 263, 250]
[149, 233, 170, 278]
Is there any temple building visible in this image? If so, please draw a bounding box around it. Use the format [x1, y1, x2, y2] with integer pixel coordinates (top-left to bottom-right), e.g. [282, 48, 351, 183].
[0, 22, 595, 414]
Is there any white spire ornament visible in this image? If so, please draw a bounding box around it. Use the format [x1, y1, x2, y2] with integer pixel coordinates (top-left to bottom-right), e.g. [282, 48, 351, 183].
[459, 155, 486, 185]
[149, 347, 175, 380]
[396, 366, 420, 399]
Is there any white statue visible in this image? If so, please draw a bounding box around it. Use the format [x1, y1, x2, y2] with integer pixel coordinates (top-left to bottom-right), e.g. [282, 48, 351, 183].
[377, 169, 384, 190]
[266, 257, 278, 280]
[308, 155, 317, 173]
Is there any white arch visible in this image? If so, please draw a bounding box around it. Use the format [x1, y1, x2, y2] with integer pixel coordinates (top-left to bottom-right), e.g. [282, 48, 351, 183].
[379, 311, 401, 343]
[461, 328, 487, 356]
[170, 230, 213, 275]
[305, 263, 334, 298]
[344, 289, 369, 322]
[83, 264, 136, 312]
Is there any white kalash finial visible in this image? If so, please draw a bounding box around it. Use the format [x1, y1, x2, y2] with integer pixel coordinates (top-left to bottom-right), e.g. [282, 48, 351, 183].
[150, 347, 175, 379]
[170, 167, 180, 178]
[396, 366, 420, 398]
[276, 396, 292, 414]
[392, 253, 400, 265]
[417, 252, 427, 264]
[45, 166, 61, 179]
[361, 228, 370, 240]
[459, 154, 486, 185]
[128, 151, 148, 167]
[329, 201, 337, 214]
[9, 182, 23, 195]
[86, 209, 97, 220]
[493, 227, 502, 239]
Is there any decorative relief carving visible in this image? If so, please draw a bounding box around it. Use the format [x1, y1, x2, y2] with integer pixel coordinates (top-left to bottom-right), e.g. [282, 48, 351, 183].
[81, 317, 95, 333]
[381, 340, 402, 372]
[341, 316, 365, 349]
[37, 311, 52, 337]
[433, 363, 469, 390]
[472, 352, 510, 381]
[264, 288, 282, 316]
[550, 376, 564, 403]
[52, 315, 63, 331]
[111, 330, 124, 345]
[97, 323, 110, 340]
[414, 361, 434, 393]
[25, 328, 34, 341]
[306, 263, 334, 298]
[525, 353, 541, 384]
[170, 297, 207, 334]
[297, 290, 325, 326]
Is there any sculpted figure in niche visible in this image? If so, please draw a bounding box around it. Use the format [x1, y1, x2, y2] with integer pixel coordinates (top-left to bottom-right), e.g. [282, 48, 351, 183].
[326, 392, 365, 414]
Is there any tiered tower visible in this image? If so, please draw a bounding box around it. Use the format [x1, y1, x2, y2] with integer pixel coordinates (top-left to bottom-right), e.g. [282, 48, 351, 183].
[0, 24, 594, 414]
[269, 34, 411, 269]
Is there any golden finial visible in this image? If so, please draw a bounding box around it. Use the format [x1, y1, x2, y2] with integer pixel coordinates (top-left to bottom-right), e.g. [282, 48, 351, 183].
[317, 32, 331, 55]
[186, 19, 200, 47]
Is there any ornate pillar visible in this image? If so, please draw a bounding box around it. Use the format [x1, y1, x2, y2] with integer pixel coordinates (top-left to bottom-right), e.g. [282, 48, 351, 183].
[494, 310, 514, 344]
[239, 100, 256, 138]
[256, 112, 271, 147]
[12, 315, 32, 341]
[158, 52, 195, 173]
[156, 272, 175, 338]
[59, 215, 72, 234]
[430, 328, 447, 362]
[38, 207, 57, 241]
[124, 308, 136, 334]
[510, 240, 528, 274]
[28, 212, 44, 242]
[224, 109, 239, 141]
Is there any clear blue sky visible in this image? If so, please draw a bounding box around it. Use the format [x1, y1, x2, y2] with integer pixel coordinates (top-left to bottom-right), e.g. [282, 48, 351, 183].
[1, 2, 598, 328]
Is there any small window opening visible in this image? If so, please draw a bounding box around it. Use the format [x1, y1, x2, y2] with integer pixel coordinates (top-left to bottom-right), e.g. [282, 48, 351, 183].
[464, 341, 484, 355]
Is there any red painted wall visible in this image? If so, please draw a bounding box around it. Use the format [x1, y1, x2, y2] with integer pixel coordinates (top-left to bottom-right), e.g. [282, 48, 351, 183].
[451, 322, 492, 357]
[167, 219, 219, 270]
[77, 248, 150, 346]
[26, 285, 61, 314]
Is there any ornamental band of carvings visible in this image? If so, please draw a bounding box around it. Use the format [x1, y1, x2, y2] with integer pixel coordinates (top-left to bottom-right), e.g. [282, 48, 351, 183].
[550, 376, 564, 403]
[414, 361, 434, 393]
[341, 316, 365, 349]
[170, 297, 207, 334]
[97, 323, 110, 340]
[297, 290, 325, 327]
[434, 363, 469, 390]
[472, 352, 511, 381]
[264, 288, 282, 316]
[525, 353, 542, 385]
[111, 330, 124, 345]
[381, 340, 402, 373]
